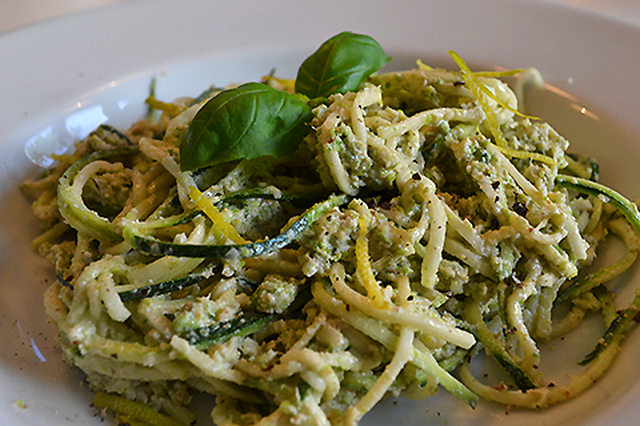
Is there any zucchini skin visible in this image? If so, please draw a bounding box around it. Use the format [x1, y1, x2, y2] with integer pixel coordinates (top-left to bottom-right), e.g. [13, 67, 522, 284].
[56, 271, 213, 301]
[125, 193, 350, 258]
[117, 272, 212, 302]
[473, 322, 537, 391]
[182, 311, 278, 350]
[555, 174, 640, 236]
[181, 285, 312, 350]
[578, 289, 640, 366]
[462, 301, 536, 391]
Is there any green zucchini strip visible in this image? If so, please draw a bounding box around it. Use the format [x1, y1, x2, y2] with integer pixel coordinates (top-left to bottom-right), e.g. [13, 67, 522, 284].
[93, 391, 180, 426]
[57, 270, 213, 302]
[124, 194, 350, 258]
[182, 285, 312, 350]
[578, 289, 640, 366]
[462, 300, 536, 391]
[134, 187, 319, 232]
[592, 284, 618, 327]
[117, 272, 213, 302]
[58, 147, 138, 242]
[557, 218, 640, 302]
[555, 174, 640, 236]
[182, 311, 278, 350]
[557, 250, 638, 303]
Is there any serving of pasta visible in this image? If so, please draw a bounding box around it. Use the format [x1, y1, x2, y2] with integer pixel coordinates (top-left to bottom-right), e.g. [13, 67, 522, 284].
[20, 32, 640, 425]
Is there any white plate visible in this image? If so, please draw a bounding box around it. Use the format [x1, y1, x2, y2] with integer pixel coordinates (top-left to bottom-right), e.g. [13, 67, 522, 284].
[2, 0, 640, 424]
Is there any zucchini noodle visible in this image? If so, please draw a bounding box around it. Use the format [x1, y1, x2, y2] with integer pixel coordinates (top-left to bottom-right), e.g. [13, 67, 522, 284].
[21, 51, 640, 426]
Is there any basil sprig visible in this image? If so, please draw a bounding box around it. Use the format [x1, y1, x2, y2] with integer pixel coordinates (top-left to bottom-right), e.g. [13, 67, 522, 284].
[179, 32, 389, 172]
[294, 31, 390, 98]
[180, 83, 312, 171]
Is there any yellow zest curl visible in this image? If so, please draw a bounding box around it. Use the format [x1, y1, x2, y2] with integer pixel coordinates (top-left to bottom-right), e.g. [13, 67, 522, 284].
[416, 59, 433, 71]
[492, 143, 558, 167]
[145, 96, 185, 117]
[449, 50, 556, 167]
[189, 185, 247, 244]
[355, 216, 388, 309]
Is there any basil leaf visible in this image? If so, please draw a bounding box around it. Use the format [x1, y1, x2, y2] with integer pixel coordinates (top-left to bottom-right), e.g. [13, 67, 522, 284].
[295, 32, 390, 98]
[180, 82, 312, 171]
